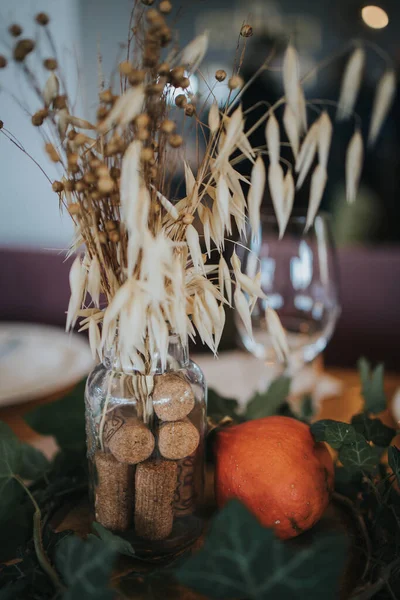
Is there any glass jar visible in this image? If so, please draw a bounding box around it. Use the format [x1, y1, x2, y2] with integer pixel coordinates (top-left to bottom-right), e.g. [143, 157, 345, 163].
[85, 336, 207, 559]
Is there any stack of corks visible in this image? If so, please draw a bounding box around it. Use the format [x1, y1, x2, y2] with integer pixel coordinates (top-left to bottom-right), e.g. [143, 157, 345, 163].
[94, 373, 200, 541]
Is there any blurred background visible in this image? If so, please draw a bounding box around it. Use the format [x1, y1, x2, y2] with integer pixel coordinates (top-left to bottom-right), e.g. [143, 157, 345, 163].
[1, 0, 399, 370]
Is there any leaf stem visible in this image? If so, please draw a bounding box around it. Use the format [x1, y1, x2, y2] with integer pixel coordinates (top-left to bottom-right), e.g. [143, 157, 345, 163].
[14, 475, 65, 592]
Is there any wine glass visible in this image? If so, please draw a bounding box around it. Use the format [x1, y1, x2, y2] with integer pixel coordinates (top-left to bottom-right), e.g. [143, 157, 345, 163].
[235, 212, 341, 374]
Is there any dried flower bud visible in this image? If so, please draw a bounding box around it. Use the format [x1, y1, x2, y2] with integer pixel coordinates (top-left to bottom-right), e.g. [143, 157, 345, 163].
[43, 58, 57, 70]
[96, 165, 110, 178]
[148, 166, 158, 179]
[98, 232, 108, 244]
[89, 157, 102, 169]
[35, 13, 50, 26]
[137, 128, 150, 141]
[67, 130, 77, 141]
[110, 167, 121, 179]
[67, 153, 79, 166]
[141, 147, 154, 162]
[84, 172, 96, 185]
[52, 180, 64, 193]
[53, 95, 67, 110]
[31, 112, 44, 127]
[109, 230, 120, 243]
[175, 94, 187, 108]
[228, 75, 244, 90]
[75, 180, 87, 193]
[169, 134, 183, 148]
[146, 8, 162, 23]
[159, 28, 172, 47]
[97, 106, 108, 121]
[45, 143, 60, 162]
[128, 70, 145, 86]
[13, 39, 35, 62]
[0, 56, 7, 69]
[215, 69, 227, 82]
[135, 113, 150, 129]
[64, 180, 75, 192]
[180, 77, 190, 89]
[146, 82, 164, 96]
[99, 89, 113, 103]
[161, 119, 175, 133]
[98, 178, 114, 194]
[9, 24, 23, 37]
[159, 0, 172, 13]
[185, 104, 195, 117]
[182, 213, 194, 224]
[68, 164, 80, 175]
[68, 203, 81, 216]
[118, 60, 133, 76]
[158, 62, 170, 76]
[240, 24, 253, 37]
[105, 220, 117, 232]
[170, 66, 185, 84]
[143, 51, 159, 68]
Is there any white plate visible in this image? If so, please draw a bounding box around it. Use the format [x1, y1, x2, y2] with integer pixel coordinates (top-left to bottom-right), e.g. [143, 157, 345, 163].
[0, 322, 95, 407]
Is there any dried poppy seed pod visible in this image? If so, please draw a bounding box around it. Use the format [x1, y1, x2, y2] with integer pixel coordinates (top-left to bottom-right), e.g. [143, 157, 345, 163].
[43, 58, 57, 70]
[136, 113, 150, 128]
[75, 180, 87, 193]
[0, 56, 7, 69]
[9, 24, 23, 37]
[118, 60, 133, 76]
[240, 24, 253, 37]
[83, 172, 96, 185]
[146, 82, 164, 96]
[105, 220, 117, 232]
[98, 177, 115, 194]
[64, 179, 75, 192]
[159, 0, 172, 13]
[13, 39, 35, 62]
[185, 104, 195, 117]
[175, 94, 187, 108]
[170, 66, 185, 81]
[169, 134, 183, 148]
[67, 152, 79, 166]
[159, 27, 172, 46]
[161, 119, 176, 134]
[110, 166, 121, 179]
[52, 180, 64, 193]
[96, 164, 110, 178]
[35, 12, 50, 26]
[215, 69, 227, 82]
[180, 77, 190, 90]
[98, 232, 108, 244]
[228, 75, 244, 90]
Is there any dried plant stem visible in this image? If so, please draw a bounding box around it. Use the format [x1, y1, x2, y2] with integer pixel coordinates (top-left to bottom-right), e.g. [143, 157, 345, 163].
[99, 370, 116, 451]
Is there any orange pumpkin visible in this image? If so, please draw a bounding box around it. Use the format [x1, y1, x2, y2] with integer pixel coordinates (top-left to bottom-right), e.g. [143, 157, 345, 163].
[214, 415, 334, 539]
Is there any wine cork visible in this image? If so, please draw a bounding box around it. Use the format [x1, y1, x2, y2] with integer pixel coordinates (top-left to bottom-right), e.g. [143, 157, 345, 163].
[94, 451, 133, 531]
[174, 452, 202, 516]
[158, 419, 200, 460]
[152, 373, 195, 421]
[108, 417, 155, 464]
[135, 460, 177, 540]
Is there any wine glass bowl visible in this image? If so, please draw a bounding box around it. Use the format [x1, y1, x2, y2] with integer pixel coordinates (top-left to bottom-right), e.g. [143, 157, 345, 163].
[235, 213, 341, 372]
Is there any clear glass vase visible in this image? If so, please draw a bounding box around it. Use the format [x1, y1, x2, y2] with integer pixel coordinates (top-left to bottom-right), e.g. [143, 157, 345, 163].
[85, 335, 207, 559]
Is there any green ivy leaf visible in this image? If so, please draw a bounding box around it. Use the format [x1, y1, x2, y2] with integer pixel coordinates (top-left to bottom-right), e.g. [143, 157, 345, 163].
[207, 388, 241, 422]
[56, 534, 117, 600]
[358, 358, 387, 414]
[0, 422, 23, 478]
[311, 420, 357, 449]
[20, 444, 50, 480]
[177, 500, 347, 600]
[339, 434, 382, 472]
[300, 394, 314, 421]
[388, 446, 400, 486]
[245, 376, 291, 420]
[351, 414, 396, 447]
[89, 522, 135, 557]
[25, 379, 86, 452]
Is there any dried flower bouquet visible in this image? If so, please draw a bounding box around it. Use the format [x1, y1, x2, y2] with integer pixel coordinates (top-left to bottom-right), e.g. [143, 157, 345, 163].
[0, 3, 395, 372]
